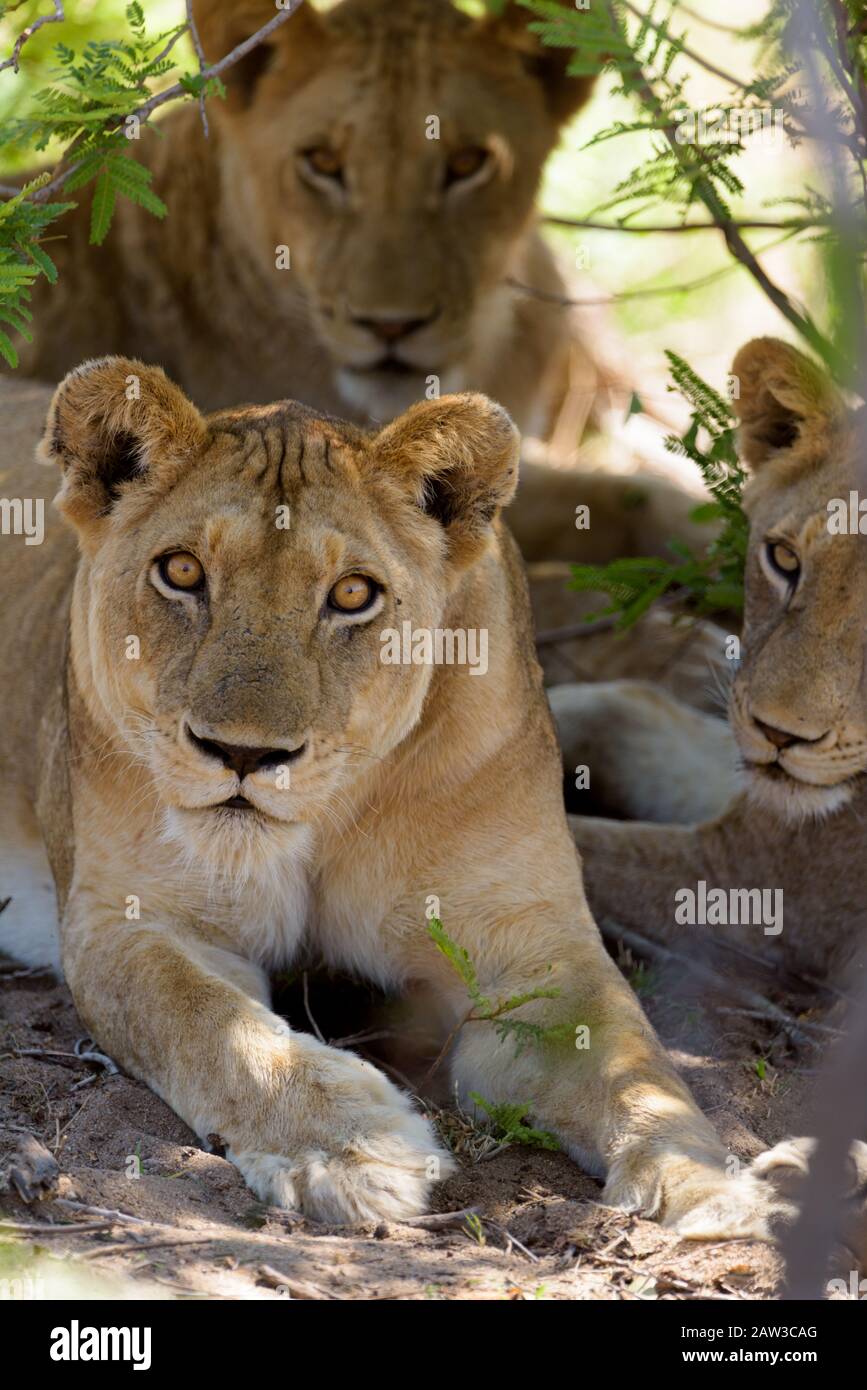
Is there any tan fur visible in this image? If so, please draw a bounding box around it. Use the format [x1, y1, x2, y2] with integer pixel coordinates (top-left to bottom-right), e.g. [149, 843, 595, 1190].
[571, 338, 867, 982]
[0, 364, 790, 1233]
[12, 0, 594, 440]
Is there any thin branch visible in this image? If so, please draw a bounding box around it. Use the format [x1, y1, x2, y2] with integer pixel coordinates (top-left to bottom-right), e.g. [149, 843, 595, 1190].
[0, 0, 63, 76]
[622, 0, 752, 91]
[506, 232, 798, 306]
[598, 919, 818, 1049]
[4, 0, 303, 206]
[399, 1206, 481, 1231]
[301, 970, 326, 1044]
[542, 214, 823, 233]
[535, 617, 619, 646]
[675, 3, 745, 36]
[184, 0, 209, 139]
[603, 0, 844, 376]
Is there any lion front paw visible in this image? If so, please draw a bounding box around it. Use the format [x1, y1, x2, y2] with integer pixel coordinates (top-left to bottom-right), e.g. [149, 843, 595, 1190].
[231, 1088, 454, 1224]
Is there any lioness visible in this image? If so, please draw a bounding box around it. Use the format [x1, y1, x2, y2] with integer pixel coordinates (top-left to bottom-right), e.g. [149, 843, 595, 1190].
[15, 0, 596, 438]
[572, 338, 867, 984]
[0, 360, 789, 1232]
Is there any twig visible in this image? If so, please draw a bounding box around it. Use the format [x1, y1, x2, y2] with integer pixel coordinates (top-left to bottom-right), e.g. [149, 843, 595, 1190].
[328, 1028, 398, 1049]
[599, 920, 817, 1049]
[398, 1206, 480, 1231]
[602, 0, 842, 375]
[0, 0, 63, 76]
[484, 1218, 540, 1264]
[622, 0, 752, 90]
[0, 1218, 114, 1234]
[535, 616, 620, 646]
[506, 231, 801, 307]
[184, 0, 209, 139]
[53, 1198, 151, 1225]
[675, 3, 745, 35]
[257, 1265, 337, 1299]
[301, 971, 325, 1044]
[717, 1007, 843, 1038]
[421, 1004, 475, 1085]
[5, 0, 303, 206]
[542, 215, 823, 234]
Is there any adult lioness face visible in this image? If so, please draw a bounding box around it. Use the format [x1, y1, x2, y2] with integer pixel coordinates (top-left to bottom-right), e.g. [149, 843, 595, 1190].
[195, 0, 593, 421]
[729, 338, 867, 821]
[44, 358, 518, 876]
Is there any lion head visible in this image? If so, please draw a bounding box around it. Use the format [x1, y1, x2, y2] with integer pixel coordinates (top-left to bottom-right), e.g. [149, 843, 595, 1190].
[729, 336, 867, 822]
[193, 0, 593, 422]
[42, 357, 519, 882]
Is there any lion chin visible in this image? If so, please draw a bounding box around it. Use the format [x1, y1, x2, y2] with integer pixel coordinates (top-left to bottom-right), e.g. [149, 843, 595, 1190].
[745, 764, 859, 824]
[160, 804, 312, 889]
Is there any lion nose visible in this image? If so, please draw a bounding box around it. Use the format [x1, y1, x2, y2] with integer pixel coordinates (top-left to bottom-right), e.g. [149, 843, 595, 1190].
[752, 718, 802, 750]
[351, 308, 439, 342]
[187, 726, 305, 778]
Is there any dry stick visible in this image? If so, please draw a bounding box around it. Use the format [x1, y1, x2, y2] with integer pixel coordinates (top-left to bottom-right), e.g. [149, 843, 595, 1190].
[301, 971, 326, 1044]
[54, 1198, 151, 1225]
[258, 1265, 337, 1299]
[717, 1007, 842, 1038]
[598, 921, 817, 1049]
[0, 0, 63, 76]
[0, 1218, 114, 1234]
[484, 1218, 540, 1264]
[399, 1206, 480, 1231]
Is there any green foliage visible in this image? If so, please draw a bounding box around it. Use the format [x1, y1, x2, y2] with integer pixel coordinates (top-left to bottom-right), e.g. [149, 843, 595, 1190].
[469, 1093, 560, 1151]
[427, 917, 571, 1054]
[569, 356, 749, 626]
[0, 1, 222, 361]
[0, 173, 72, 364]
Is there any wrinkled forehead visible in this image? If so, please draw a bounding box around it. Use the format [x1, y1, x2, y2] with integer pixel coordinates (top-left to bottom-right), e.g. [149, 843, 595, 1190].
[150, 405, 393, 572]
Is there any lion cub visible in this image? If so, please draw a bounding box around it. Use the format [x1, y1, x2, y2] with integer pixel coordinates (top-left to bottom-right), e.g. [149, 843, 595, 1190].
[0, 361, 784, 1233]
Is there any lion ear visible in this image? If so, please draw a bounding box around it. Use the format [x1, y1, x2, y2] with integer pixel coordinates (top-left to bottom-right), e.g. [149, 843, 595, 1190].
[192, 0, 329, 105]
[372, 394, 521, 568]
[482, 1, 596, 124]
[40, 357, 207, 535]
[730, 337, 844, 468]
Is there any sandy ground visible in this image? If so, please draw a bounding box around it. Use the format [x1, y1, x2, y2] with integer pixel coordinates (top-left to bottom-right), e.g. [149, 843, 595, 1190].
[2, 943, 836, 1303]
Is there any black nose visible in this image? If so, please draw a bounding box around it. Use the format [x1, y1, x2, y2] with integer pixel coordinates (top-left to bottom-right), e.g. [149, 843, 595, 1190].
[187, 727, 304, 778]
[351, 308, 439, 343]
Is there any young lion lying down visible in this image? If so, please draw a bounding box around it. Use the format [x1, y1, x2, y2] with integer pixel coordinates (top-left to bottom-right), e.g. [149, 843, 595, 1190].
[0, 360, 798, 1232]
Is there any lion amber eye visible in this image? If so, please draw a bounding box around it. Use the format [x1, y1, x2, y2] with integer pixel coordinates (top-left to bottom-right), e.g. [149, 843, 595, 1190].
[329, 574, 375, 613]
[306, 147, 343, 179]
[446, 147, 488, 184]
[768, 542, 800, 578]
[161, 552, 205, 591]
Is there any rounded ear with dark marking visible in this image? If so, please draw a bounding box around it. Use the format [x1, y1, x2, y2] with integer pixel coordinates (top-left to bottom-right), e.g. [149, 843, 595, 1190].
[40, 357, 206, 537]
[372, 393, 520, 567]
[730, 337, 844, 468]
[192, 0, 329, 107]
[481, 0, 597, 124]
